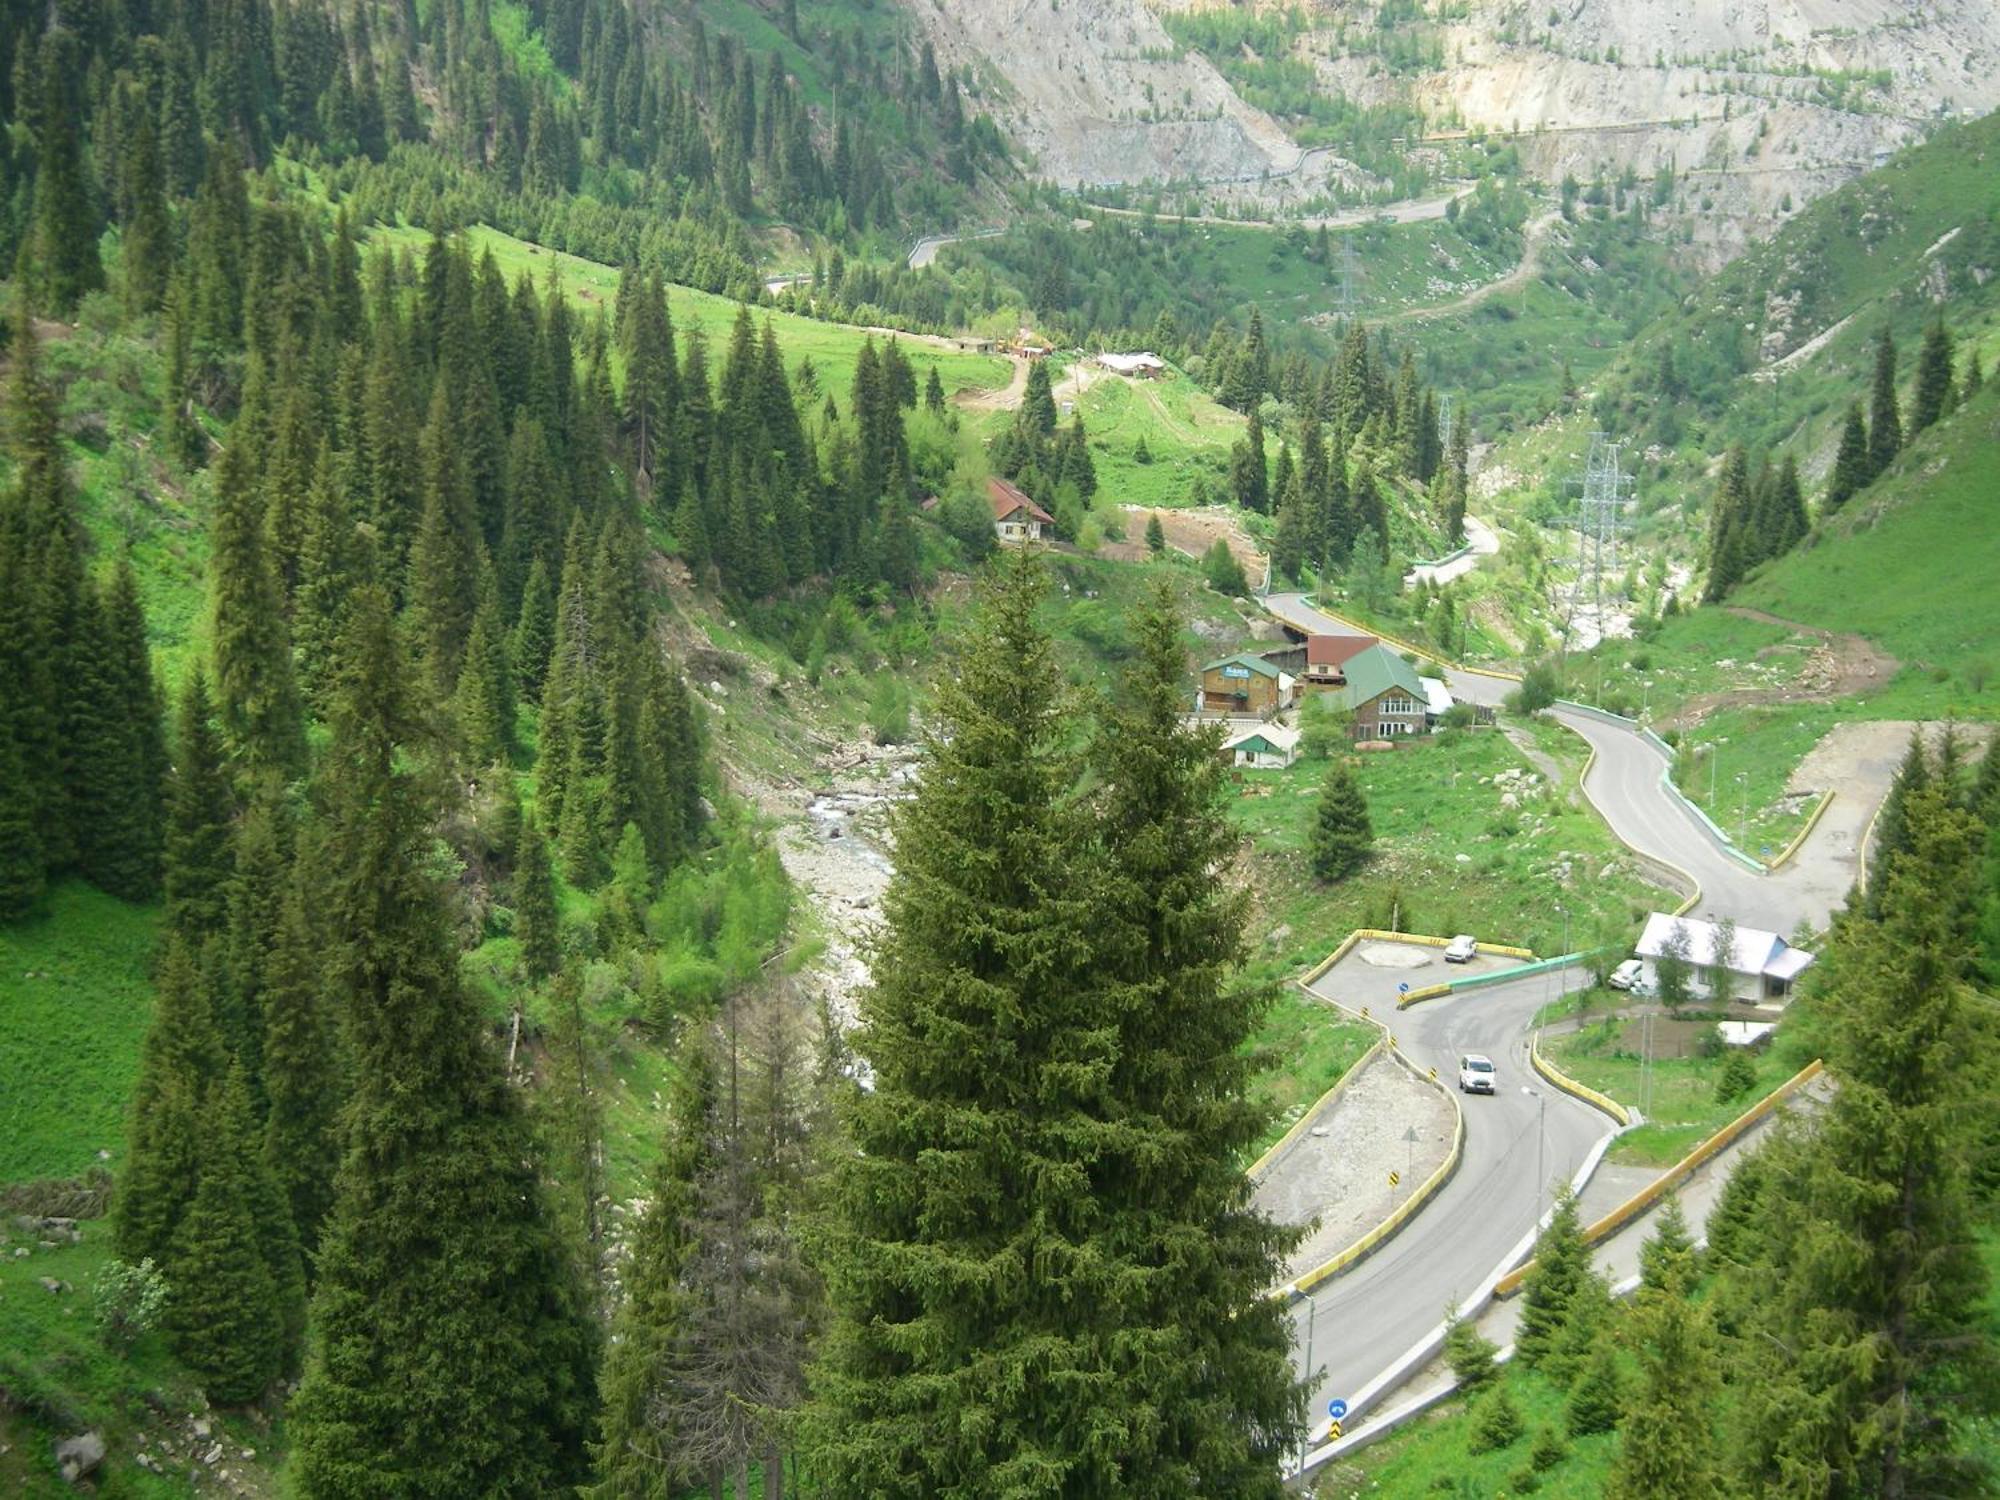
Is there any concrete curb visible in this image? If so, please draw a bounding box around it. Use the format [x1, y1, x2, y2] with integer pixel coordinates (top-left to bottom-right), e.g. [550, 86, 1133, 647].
[1247, 1036, 1387, 1181]
[1286, 1045, 1464, 1298]
[1290, 1127, 1630, 1468]
[1855, 792, 1889, 895]
[1546, 708, 1706, 917]
[1528, 1033, 1632, 1126]
[1766, 790, 1834, 871]
[1492, 1057, 1824, 1297]
[1399, 951, 1589, 1009]
[1554, 699, 1767, 873]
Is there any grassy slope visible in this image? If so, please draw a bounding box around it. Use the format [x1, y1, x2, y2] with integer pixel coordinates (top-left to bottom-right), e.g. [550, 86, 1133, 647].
[1232, 726, 1667, 986]
[0, 885, 160, 1184]
[1578, 379, 2000, 854]
[364, 222, 1016, 408]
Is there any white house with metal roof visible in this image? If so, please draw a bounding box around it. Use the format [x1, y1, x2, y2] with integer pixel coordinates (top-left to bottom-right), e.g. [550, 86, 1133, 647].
[1633, 912, 1816, 1006]
[1220, 722, 1300, 769]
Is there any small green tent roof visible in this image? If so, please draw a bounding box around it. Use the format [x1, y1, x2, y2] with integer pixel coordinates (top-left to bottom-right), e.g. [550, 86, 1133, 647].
[1335, 644, 1426, 708]
[1201, 652, 1282, 680]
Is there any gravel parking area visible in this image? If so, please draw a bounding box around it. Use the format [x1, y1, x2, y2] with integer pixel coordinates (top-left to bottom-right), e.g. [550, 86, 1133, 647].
[1254, 1051, 1455, 1281]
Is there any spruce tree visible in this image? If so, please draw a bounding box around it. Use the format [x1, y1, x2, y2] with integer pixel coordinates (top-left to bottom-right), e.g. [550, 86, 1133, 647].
[1566, 1341, 1623, 1437]
[1515, 1186, 1589, 1369]
[0, 709, 44, 919]
[289, 586, 595, 1496]
[1611, 1247, 1723, 1500]
[1910, 317, 1954, 435]
[453, 567, 516, 766]
[1229, 405, 1269, 513]
[209, 443, 307, 781]
[515, 809, 561, 981]
[1020, 357, 1057, 438]
[511, 555, 558, 704]
[1867, 326, 1902, 478]
[1865, 729, 1930, 917]
[1086, 583, 1304, 1492]
[261, 871, 341, 1261]
[1825, 403, 1869, 516]
[1725, 783, 1997, 1495]
[1636, 1195, 1697, 1292]
[115, 936, 228, 1269]
[588, 1036, 718, 1498]
[808, 552, 1138, 1495]
[162, 671, 238, 943]
[1309, 759, 1373, 881]
[20, 30, 105, 313]
[169, 1063, 287, 1406]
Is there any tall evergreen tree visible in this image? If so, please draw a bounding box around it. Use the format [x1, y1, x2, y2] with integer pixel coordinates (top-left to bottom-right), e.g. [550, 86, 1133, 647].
[162, 671, 238, 942]
[260, 870, 342, 1260]
[1867, 326, 1902, 479]
[1514, 1186, 1589, 1369]
[168, 1063, 288, 1406]
[289, 586, 595, 1496]
[810, 553, 1139, 1495]
[1309, 759, 1372, 881]
[20, 30, 105, 313]
[1725, 783, 1997, 1496]
[114, 936, 228, 1269]
[1229, 406, 1269, 514]
[1086, 583, 1304, 1492]
[588, 1034, 719, 1499]
[209, 443, 307, 780]
[1825, 403, 1870, 516]
[1612, 1222, 1724, 1500]
[1910, 318, 1955, 435]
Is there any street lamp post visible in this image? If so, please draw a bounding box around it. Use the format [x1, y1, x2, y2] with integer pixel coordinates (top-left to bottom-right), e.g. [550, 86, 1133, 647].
[1522, 1081, 1548, 1220]
[1737, 772, 1749, 846]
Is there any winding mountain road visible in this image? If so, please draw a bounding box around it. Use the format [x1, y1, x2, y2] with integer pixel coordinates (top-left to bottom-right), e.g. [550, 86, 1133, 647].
[1262, 591, 1891, 1444]
[1287, 953, 1604, 1442]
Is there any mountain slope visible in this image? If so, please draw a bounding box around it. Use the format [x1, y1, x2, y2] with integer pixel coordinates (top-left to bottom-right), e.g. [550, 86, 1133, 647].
[908, 0, 1303, 187]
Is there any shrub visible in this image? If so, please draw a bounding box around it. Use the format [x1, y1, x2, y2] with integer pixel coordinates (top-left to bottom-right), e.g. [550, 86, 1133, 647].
[1567, 1343, 1623, 1435]
[1202, 538, 1249, 596]
[1508, 657, 1561, 714]
[867, 675, 913, 745]
[95, 1256, 170, 1350]
[1467, 1384, 1524, 1453]
[1714, 1048, 1758, 1105]
[1443, 1301, 1498, 1389]
[1530, 1424, 1569, 1471]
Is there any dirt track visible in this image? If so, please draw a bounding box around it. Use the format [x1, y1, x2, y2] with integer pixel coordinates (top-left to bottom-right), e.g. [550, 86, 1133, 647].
[1663, 607, 1899, 729]
[1112, 504, 1269, 589]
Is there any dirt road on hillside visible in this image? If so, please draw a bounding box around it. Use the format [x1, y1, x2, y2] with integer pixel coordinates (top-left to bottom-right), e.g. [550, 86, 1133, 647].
[1382, 212, 1564, 325]
[954, 354, 1029, 412]
[1662, 607, 1900, 729]
[1110, 504, 1269, 589]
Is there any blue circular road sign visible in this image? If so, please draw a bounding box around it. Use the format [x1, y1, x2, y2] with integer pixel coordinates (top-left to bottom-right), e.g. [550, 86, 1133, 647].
[1327, 1398, 1349, 1421]
[1398, 982, 1410, 994]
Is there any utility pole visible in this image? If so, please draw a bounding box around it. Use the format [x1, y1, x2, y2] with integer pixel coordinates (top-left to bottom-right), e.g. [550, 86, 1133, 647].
[1522, 1082, 1548, 1220]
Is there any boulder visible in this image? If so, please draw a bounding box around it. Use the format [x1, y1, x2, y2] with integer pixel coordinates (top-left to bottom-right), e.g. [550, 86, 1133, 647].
[54, 1432, 106, 1484]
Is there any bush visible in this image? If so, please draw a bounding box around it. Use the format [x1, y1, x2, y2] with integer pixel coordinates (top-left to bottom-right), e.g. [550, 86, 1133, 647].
[1202, 538, 1250, 596]
[866, 675, 913, 745]
[1693, 1024, 1726, 1060]
[1443, 1302, 1498, 1389]
[1567, 1343, 1623, 1436]
[1530, 1424, 1569, 1471]
[1508, 657, 1561, 714]
[1467, 1384, 1524, 1453]
[95, 1257, 170, 1350]
[1713, 1048, 1758, 1105]
[1507, 1463, 1543, 1492]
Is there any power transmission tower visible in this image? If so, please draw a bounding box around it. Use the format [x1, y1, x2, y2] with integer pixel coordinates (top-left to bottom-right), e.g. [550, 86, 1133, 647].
[1560, 432, 1633, 662]
[1329, 234, 1363, 318]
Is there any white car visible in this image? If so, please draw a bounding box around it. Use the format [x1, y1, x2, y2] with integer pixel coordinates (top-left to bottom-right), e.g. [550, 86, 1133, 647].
[1608, 958, 1647, 992]
[1444, 934, 1479, 964]
[1458, 1054, 1497, 1094]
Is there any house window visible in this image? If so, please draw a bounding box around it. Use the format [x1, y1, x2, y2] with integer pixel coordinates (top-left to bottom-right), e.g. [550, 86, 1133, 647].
[1380, 695, 1419, 715]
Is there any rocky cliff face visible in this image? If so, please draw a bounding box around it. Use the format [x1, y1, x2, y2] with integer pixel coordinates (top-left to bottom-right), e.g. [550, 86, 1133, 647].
[911, 0, 1302, 187]
[923, 0, 2000, 261]
[1301, 0, 2000, 258]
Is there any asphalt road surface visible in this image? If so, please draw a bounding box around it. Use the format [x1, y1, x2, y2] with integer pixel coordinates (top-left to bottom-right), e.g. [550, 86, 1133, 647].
[1260, 592, 1886, 1441]
[1289, 949, 1604, 1440]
